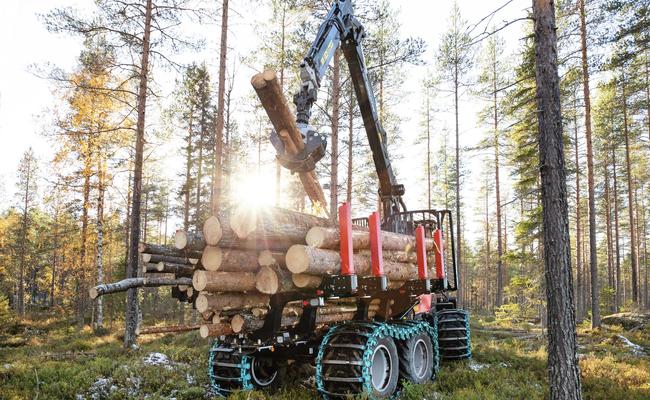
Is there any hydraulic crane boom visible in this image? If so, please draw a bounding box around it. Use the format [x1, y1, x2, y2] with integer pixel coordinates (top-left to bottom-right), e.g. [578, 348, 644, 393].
[271, 0, 406, 220]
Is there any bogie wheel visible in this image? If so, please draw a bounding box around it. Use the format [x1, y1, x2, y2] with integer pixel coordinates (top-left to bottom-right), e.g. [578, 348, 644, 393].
[316, 323, 400, 399]
[249, 356, 286, 391]
[437, 309, 471, 360]
[397, 331, 435, 384]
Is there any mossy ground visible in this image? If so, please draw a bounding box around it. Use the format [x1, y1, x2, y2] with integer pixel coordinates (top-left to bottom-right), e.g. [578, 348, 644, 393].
[1, 315, 648, 399]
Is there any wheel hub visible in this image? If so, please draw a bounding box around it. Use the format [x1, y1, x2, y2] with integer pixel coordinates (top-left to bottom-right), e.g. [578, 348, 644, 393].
[371, 344, 392, 392]
[413, 338, 429, 379]
[251, 357, 277, 387]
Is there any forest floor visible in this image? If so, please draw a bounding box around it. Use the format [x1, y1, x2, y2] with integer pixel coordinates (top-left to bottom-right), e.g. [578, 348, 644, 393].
[1, 314, 648, 400]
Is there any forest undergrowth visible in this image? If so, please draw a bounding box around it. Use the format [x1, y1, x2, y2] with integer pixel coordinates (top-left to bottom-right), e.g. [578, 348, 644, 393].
[1, 314, 648, 400]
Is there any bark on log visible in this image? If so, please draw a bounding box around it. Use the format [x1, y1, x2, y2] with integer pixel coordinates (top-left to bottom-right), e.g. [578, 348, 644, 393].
[136, 324, 201, 335]
[143, 262, 193, 277]
[201, 310, 215, 322]
[142, 253, 198, 265]
[173, 230, 206, 251]
[230, 206, 331, 243]
[255, 266, 297, 294]
[195, 292, 271, 313]
[291, 274, 322, 289]
[250, 70, 327, 207]
[89, 277, 192, 299]
[199, 323, 233, 338]
[286, 245, 418, 280]
[306, 226, 435, 253]
[201, 246, 260, 272]
[258, 250, 286, 268]
[230, 312, 358, 334]
[192, 270, 257, 292]
[138, 242, 201, 259]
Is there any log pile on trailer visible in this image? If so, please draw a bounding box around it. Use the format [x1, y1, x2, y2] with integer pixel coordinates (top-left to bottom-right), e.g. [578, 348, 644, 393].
[89, 205, 438, 338]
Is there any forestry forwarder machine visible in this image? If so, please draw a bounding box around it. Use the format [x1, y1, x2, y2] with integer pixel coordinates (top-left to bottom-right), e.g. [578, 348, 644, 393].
[208, 1, 471, 397]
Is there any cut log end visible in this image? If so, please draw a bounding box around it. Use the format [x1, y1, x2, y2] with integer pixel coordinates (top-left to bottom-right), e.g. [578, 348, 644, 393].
[173, 230, 187, 250]
[231, 314, 246, 333]
[250, 73, 268, 89]
[156, 262, 165, 272]
[255, 266, 279, 294]
[292, 274, 322, 289]
[230, 206, 258, 239]
[201, 246, 223, 271]
[203, 215, 223, 246]
[305, 226, 329, 248]
[258, 250, 276, 267]
[193, 270, 207, 292]
[195, 292, 209, 313]
[89, 287, 98, 299]
[286, 245, 310, 274]
[142, 253, 152, 263]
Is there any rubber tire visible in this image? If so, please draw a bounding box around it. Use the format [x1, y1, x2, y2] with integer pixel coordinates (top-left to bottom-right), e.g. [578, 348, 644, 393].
[248, 356, 287, 392]
[437, 309, 471, 360]
[368, 336, 400, 398]
[397, 331, 435, 384]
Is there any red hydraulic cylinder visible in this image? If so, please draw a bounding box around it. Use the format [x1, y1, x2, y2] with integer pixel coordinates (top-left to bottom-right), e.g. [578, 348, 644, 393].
[415, 225, 428, 280]
[433, 228, 446, 280]
[339, 202, 355, 276]
[368, 211, 384, 277]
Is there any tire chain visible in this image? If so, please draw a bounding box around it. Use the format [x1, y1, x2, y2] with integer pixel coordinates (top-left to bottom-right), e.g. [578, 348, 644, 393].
[315, 317, 440, 399]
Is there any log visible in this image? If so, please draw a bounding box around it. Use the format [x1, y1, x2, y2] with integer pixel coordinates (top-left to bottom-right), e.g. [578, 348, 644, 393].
[138, 242, 201, 259]
[136, 324, 201, 335]
[89, 277, 192, 299]
[258, 250, 286, 268]
[192, 270, 257, 292]
[146, 262, 193, 277]
[199, 323, 234, 338]
[173, 230, 206, 251]
[250, 70, 327, 207]
[255, 266, 297, 294]
[201, 246, 260, 272]
[195, 292, 271, 313]
[230, 312, 357, 334]
[142, 253, 199, 265]
[230, 206, 331, 243]
[203, 215, 224, 246]
[286, 245, 419, 280]
[291, 274, 322, 289]
[306, 226, 435, 253]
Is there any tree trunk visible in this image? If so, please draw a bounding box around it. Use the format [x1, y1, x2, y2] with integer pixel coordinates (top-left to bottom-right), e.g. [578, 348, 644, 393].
[604, 152, 615, 311]
[612, 144, 622, 311]
[183, 112, 193, 232]
[330, 49, 341, 219]
[138, 242, 201, 259]
[493, 54, 504, 307]
[212, 0, 228, 213]
[532, 1, 583, 398]
[173, 230, 206, 251]
[124, 0, 153, 349]
[579, 0, 600, 328]
[78, 140, 92, 328]
[95, 157, 106, 329]
[573, 98, 584, 322]
[347, 82, 354, 205]
[621, 76, 639, 304]
[454, 44, 462, 308]
[141, 253, 198, 266]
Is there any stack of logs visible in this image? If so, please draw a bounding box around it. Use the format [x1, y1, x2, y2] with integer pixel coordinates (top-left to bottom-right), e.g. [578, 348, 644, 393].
[91, 205, 436, 339]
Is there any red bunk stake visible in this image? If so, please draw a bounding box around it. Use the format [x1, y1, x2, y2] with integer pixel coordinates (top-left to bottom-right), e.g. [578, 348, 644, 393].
[338, 202, 355, 276]
[415, 225, 428, 280]
[368, 211, 384, 277]
[433, 228, 446, 282]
